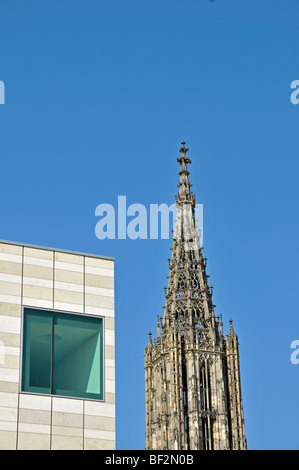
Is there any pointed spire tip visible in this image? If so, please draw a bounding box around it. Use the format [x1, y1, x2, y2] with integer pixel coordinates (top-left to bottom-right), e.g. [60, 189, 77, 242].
[179, 141, 189, 154]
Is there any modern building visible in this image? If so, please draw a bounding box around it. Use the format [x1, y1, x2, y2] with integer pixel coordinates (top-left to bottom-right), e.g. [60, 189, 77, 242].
[0, 240, 115, 450]
[145, 142, 247, 450]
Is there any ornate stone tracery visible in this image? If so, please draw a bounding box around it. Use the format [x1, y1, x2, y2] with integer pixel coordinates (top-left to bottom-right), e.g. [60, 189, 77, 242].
[145, 143, 247, 450]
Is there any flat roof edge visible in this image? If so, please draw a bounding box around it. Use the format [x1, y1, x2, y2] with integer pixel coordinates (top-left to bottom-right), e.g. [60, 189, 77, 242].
[0, 239, 115, 262]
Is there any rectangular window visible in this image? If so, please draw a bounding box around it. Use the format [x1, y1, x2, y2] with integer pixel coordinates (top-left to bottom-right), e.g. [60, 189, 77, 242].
[21, 308, 104, 400]
[21, 308, 52, 395]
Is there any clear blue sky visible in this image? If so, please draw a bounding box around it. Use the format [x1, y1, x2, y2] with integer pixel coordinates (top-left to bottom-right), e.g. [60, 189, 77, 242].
[0, 0, 299, 450]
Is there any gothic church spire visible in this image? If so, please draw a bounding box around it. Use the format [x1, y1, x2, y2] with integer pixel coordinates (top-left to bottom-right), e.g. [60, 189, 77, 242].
[145, 142, 247, 451]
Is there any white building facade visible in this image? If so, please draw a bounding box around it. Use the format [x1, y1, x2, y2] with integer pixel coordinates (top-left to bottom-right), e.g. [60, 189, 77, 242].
[0, 240, 115, 450]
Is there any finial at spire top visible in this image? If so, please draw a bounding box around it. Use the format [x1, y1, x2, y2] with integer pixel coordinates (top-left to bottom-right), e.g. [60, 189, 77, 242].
[177, 141, 191, 165]
[179, 141, 189, 155]
[176, 140, 192, 203]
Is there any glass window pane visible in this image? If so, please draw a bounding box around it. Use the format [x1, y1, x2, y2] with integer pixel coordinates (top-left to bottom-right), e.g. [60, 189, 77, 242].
[21, 308, 52, 394]
[53, 313, 103, 400]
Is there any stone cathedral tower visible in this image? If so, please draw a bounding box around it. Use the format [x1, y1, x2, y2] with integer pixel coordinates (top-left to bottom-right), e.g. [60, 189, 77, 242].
[144, 142, 247, 451]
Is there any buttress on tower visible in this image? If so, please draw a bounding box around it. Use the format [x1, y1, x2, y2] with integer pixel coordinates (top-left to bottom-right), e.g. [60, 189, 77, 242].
[144, 142, 247, 451]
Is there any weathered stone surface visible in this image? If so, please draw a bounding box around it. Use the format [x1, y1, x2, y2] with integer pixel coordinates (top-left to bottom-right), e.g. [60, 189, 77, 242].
[145, 143, 246, 450]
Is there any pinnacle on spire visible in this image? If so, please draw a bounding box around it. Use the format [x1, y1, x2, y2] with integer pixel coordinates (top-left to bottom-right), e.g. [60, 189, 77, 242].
[157, 316, 160, 339]
[220, 314, 224, 336]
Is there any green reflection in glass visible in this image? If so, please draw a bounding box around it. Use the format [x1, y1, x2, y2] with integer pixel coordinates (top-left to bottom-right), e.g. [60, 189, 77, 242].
[21, 308, 103, 400]
[53, 313, 103, 400]
[21, 308, 52, 394]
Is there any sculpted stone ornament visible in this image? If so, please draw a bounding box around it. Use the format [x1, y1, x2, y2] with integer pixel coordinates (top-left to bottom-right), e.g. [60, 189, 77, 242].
[145, 142, 247, 450]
